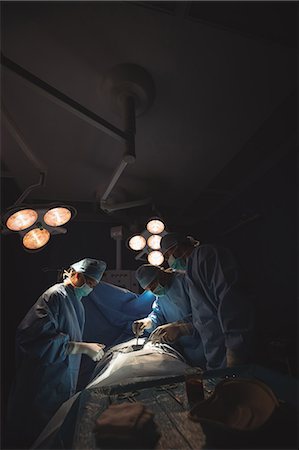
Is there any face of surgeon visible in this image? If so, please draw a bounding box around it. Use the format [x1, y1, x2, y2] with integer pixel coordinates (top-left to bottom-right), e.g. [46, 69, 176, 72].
[68, 272, 98, 298]
[144, 271, 171, 296]
[72, 273, 98, 288]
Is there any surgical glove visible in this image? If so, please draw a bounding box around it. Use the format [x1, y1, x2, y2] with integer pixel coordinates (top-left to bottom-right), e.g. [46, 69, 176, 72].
[226, 348, 246, 367]
[132, 318, 152, 337]
[149, 321, 192, 344]
[68, 342, 105, 361]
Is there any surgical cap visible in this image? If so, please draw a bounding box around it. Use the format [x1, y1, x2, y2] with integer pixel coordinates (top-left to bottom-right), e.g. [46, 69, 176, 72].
[135, 264, 162, 289]
[160, 233, 183, 255]
[70, 258, 107, 283]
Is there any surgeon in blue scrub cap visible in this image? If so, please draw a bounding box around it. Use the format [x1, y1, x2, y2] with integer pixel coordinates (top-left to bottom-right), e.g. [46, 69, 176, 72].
[134, 264, 205, 367]
[161, 233, 255, 370]
[6, 258, 107, 448]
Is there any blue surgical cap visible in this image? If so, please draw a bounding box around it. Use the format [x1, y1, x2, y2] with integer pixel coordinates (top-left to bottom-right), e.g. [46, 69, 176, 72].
[160, 233, 182, 255]
[70, 258, 106, 282]
[135, 264, 162, 289]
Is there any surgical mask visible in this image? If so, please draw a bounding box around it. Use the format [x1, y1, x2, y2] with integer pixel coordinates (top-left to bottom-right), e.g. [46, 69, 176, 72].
[168, 255, 187, 271]
[152, 283, 168, 297]
[74, 283, 93, 299]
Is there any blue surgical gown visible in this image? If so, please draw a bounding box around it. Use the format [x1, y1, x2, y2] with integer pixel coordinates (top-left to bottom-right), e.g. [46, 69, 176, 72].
[6, 283, 85, 448]
[147, 272, 205, 367]
[186, 245, 254, 370]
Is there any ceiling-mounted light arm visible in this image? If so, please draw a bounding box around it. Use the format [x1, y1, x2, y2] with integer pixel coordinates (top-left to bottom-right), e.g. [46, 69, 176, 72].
[2, 106, 47, 207]
[13, 172, 46, 206]
[101, 160, 129, 203]
[99, 64, 155, 213]
[2, 106, 47, 174]
[101, 197, 152, 213]
[100, 93, 137, 209]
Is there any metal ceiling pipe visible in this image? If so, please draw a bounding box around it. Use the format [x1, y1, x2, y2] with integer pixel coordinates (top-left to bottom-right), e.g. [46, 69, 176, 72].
[1, 53, 129, 143]
[101, 198, 152, 213]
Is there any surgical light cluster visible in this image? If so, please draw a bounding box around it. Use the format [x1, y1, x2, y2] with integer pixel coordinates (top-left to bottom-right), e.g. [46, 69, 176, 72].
[128, 218, 166, 265]
[2, 204, 76, 251]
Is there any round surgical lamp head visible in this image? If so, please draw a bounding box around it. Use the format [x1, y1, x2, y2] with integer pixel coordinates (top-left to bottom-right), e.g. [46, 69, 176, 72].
[147, 250, 164, 266]
[146, 219, 165, 235]
[147, 234, 161, 250]
[22, 228, 51, 251]
[43, 206, 73, 227]
[128, 234, 146, 251]
[5, 208, 38, 231]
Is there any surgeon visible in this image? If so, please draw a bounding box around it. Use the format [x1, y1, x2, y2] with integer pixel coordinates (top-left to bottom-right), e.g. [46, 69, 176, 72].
[160, 233, 254, 370]
[6, 258, 107, 449]
[133, 264, 205, 367]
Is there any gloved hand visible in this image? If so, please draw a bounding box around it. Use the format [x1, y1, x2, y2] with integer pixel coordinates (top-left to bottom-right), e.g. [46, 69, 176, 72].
[226, 348, 246, 367]
[68, 342, 106, 361]
[149, 321, 192, 344]
[132, 318, 152, 337]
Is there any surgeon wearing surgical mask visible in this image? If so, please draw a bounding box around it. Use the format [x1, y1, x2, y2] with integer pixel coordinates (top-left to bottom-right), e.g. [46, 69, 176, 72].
[133, 264, 205, 367]
[6, 258, 107, 449]
[161, 233, 255, 370]
[165, 236, 199, 271]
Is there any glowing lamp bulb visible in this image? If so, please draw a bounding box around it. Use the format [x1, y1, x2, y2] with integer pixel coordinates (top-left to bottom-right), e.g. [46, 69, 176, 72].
[128, 235, 146, 251]
[146, 219, 165, 234]
[147, 234, 161, 250]
[147, 250, 164, 266]
[43, 207, 72, 227]
[6, 209, 38, 231]
[23, 228, 50, 250]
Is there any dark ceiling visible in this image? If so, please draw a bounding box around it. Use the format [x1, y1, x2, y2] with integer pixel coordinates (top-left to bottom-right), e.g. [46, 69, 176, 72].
[1, 1, 296, 230]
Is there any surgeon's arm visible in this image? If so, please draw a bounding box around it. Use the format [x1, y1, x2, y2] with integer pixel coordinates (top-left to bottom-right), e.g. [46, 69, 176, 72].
[17, 294, 74, 364]
[132, 299, 166, 337]
[148, 299, 166, 329]
[149, 320, 193, 344]
[210, 247, 254, 366]
[192, 245, 254, 368]
[218, 286, 254, 367]
[132, 318, 153, 336]
[68, 342, 105, 361]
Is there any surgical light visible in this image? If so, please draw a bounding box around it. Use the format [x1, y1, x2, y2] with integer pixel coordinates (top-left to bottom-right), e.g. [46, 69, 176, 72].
[147, 250, 164, 266]
[43, 207, 72, 227]
[128, 235, 146, 251]
[22, 228, 51, 250]
[147, 234, 161, 250]
[6, 208, 38, 231]
[2, 203, 76, 251]
[146, 219, 165, 234]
